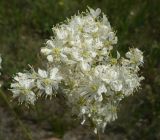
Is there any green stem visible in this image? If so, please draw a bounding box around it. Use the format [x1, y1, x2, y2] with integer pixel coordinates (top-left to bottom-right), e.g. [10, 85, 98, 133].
[0, 89, 33, 140]
[97, 129, 101, 140]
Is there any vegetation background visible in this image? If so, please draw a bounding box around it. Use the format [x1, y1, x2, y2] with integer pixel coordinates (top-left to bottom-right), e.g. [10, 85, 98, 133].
[0, 0, 160, 139]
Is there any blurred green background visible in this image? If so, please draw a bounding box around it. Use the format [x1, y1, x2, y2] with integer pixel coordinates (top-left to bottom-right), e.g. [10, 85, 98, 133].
[0, 0, 160, 140]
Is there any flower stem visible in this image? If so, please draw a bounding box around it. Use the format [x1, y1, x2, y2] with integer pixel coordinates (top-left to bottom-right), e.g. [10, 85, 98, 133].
[97, 130, 101, 140]
[0, 89, 33, 140]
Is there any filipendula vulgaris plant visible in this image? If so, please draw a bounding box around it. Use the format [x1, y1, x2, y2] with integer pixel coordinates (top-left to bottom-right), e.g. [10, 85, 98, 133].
[10, 8, 144, 134]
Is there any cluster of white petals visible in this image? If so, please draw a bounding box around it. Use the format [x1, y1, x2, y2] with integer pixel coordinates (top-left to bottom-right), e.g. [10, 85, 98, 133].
[11, 67, 62, 104]
[10, 8, 144, 133]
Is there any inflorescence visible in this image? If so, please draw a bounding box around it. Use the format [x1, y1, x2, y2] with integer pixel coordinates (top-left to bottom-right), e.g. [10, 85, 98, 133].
[10, 8, 144, 133]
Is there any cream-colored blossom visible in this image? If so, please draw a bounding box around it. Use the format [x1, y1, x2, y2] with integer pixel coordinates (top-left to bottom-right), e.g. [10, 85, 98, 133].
[10, 7, 144, 133]
[11, 72, 36, 105]
[36, 68, 63, 95]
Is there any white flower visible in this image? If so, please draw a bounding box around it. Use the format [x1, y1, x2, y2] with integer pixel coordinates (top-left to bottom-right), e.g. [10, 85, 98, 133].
[41, 40, 62, 62]
[94, 65, 118, 84]
[126, 48, 143, 65]
[10, 73, 36, 105]
[89, 7, 101, 18]
[55, 28, 68, 40]
[110, 80, 122, 91]
[37, 68, 62, 95]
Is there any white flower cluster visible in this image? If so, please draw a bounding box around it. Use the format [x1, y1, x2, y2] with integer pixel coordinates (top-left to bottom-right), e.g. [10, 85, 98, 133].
[10, 8, 144, 133]
[10, 67, 62, 104]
